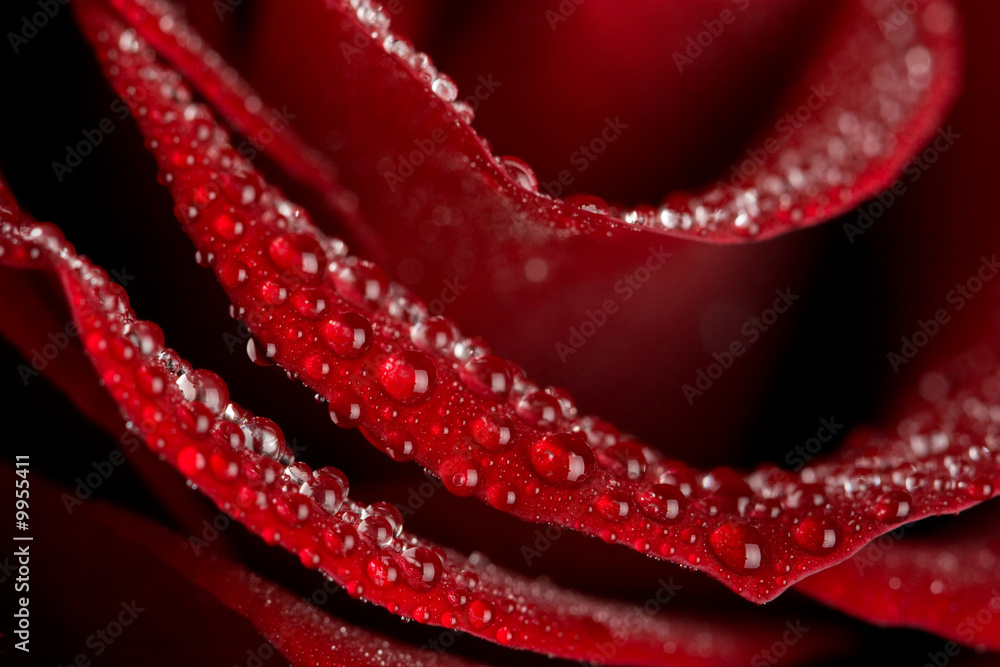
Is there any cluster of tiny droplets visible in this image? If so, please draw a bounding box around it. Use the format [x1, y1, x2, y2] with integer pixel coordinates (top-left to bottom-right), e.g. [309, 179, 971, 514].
[343, 0, 954, 240]
[75, 0, 997, 606]
[0, 154, 744, 663]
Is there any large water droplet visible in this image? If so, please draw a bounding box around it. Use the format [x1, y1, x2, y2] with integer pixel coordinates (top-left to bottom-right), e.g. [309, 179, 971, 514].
[126, 320, 164, 356]
[595, 491, 632, 522]
[597, 441, 647, 481]
[467, 599, 495, 630]
[176, 369, 229, 416]
[498, 155, 539, 193]
[329, 391, 364, 428]
[709, 522, 767, 573]
[303, 467, 348, 514]
[268, 233, 325, 283]
[470, 413, 516, 452]
[400, 547, 443, 592]
[459, 355, 513, 400]
[528, 433, 595, 487]
[378, 351, 437, 405]
[440, 455, 482, 497]
[873, 490, 913, 523]
[411, 316, 455, 354]
[367, 555, 399, 587]
[330, 259, 389, 310]
[291, 287, 330, 319]
[243, 417, 286, 459]
[323, 312, 373, 359]
[793, 515, 840, 555]
[635, 483, 686, 523]
[246, 335, 276, 366]
[358, 515, 394, 547]
[516, 391, 562, 429]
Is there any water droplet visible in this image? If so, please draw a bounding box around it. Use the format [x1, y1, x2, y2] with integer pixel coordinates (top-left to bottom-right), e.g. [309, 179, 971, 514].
[244, 417, 286, 459]
[291, 287, 331, 319]
[965, 476, 994, 500]
[516, 391, 562, 429]
[793, 515, 840, 555]
[258, 280, 288, 306]
[431, 74, 458, 102]
[358, 515, 394, 547]
[330, 259, 389, 310]
[459, 355, 513, 400]
[470, 413, 516, 452]
[282, 462, 313, 487]
[528, 433, 595, 487]
[498, 156, 539, 192]
[303, 467, 348, 514]
[596, 491, 632, 522]
[178, 402, 213, 439]
[212, 212, 245, 240]
[400, 547, 443, 591]
[467, 599, 495, 630]
[486, 482, 518, 509]
[440, 455, 482, 497]
[328, 391, 364, 428]
[709, 522, 767, 573]
[597, 441, 647, 481]
[268, 233, 326, 283]
[136, 363, 169, 396]
[323, 524, 358, 557]
[323, 312, 373, 359]
[411, 316, 455, 354]
[176, 369, 229, 415]
[209, 451, 240, 481]
[364, 428, 417, 462]
[496, 627, 514, 644]
[565, 193, 610, 215]
[126, 320, 164, 355]
[304, 352, 333, 379]
[218, 258, 250, 288]
[213, 417, 246, 449]
[636, 483, 686, 523]
[365, 501, 403, 537]
[177, 446, 206, 476]
[378, 351, 437, 405]
[873, 490, 913, 523]
[246, 335, 276, 365]
[367, 555, 399, 587]
[275, 493, 311, 526]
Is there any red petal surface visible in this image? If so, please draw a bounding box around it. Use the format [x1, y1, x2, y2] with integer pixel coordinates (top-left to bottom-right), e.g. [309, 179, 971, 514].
[67, 0, 996, 605]
[797, 489, 1000, 652]
[0, 189, 847, 665]
[234, 0, 961, 245]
